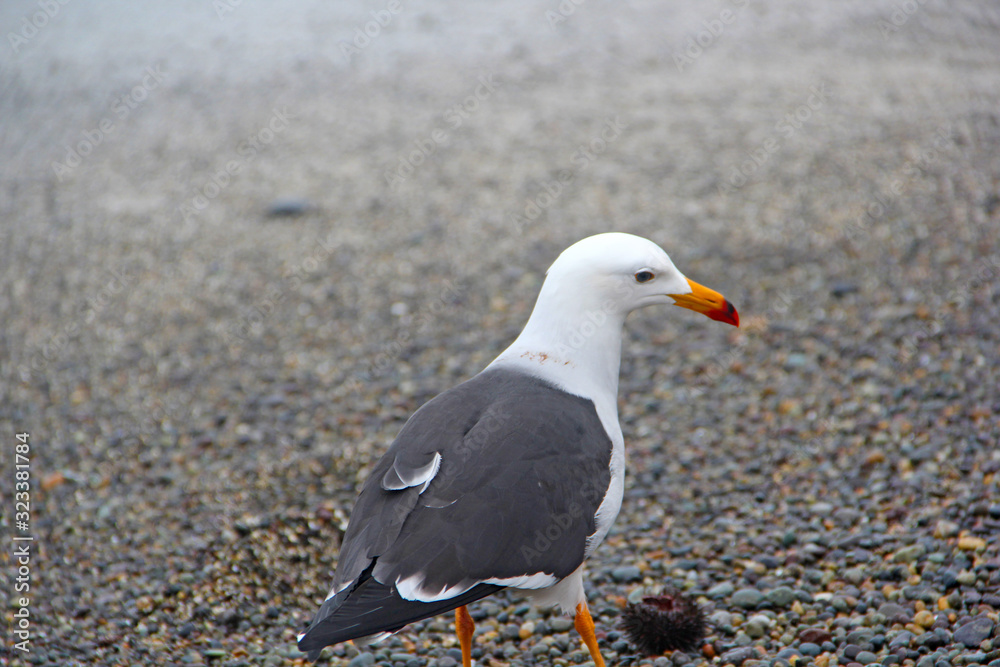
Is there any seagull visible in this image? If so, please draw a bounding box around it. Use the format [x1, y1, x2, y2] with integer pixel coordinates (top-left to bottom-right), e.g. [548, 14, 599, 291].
[298, 232, 739, 665]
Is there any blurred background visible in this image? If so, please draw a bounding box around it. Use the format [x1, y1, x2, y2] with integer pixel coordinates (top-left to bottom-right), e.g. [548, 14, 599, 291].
[2, 1, 999, 665]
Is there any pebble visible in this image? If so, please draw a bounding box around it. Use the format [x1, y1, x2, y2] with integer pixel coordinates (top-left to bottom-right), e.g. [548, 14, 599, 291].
[744, 615, 772, 639]
[855, 650, 878, 664]
[844, 567, 867, 586]
[719, 647, 757, 666]
[888, 631, 915, 650]
[799, 643, 822, 657]
[549, 618, 574, 633]
[350, 653, 376, 667]
[893, 545, 926, 564]
[933, 521, 960, 539]
[611, 566, 643, 583]
[265, 197, 313, 217]
[957, 571, 977, 586]
[732, 588, 765, 609]
[879, 603, 913, 624]
[957, 535, 987, 551]
[765, 586, 797, 607]
[954, 617, 995, 647]
[709, 582, 736, 598]
[800, 628, 833, 644]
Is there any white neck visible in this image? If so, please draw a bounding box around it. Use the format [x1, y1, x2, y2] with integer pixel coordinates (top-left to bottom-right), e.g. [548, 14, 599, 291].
[487, 278, 627, 417]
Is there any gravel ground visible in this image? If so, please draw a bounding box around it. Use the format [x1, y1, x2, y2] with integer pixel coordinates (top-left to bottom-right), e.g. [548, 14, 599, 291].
[2, 1, 999, 666]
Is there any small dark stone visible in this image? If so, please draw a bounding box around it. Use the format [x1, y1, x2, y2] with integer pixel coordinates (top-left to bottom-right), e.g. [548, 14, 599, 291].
[799, 628, 833, 644]
[888, 631, 914, 651]
[844, 644, 864, 660]
[831, 283, 860, 298]
[939, 569, 960, 589]
[954, 616, 995, 647]
[800, 643, 822, 657]
[266, 197, 313, 217]
[856, 651, 878, 664]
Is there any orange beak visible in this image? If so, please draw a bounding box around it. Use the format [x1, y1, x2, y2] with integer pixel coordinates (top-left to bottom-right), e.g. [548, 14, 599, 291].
[667, 278, 740, 327]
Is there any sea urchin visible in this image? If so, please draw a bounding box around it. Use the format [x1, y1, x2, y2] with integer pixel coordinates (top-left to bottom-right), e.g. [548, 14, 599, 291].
[619, 590, 707, 656]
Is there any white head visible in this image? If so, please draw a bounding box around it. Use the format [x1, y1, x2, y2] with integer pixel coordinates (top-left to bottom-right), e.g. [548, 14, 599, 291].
[490, 231, 738, 422]
[540, 232, 739, 325]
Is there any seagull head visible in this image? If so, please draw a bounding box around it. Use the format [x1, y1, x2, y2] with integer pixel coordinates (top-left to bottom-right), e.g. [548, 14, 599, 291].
[544, 232, 739, 327]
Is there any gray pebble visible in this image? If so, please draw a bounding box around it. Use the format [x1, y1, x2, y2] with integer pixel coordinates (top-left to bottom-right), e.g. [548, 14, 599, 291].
[954, 617, 995, 647]
[764, 586, 796, 607]
[855, 650, 878, 664]
[549, 617, 574, 632]
[844, 567, 867, 586]
[744, 618, 769, 639]
[843, 644, 863, 659]
[731, 588, 764, 609]
[350, 653, 376, 667]
[611, 566, 643, 583]
[799, 643, 821, 656]
[888, 630, 915, 650]
[709, 610, 733, 627]
[265, 197, 313, 217]
[879, 603, 913, 624]
[708, 582, 735, 598]
[893, 545, 927, 563]
[718, 647, 757, 666]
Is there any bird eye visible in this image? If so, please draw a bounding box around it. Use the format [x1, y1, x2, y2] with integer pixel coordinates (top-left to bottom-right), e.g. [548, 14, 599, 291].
[634, 270, 655, 283]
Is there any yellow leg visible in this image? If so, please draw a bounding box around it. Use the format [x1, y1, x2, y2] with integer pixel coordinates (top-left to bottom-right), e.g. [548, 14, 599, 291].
[574, 602, 606, 667]
[455, 605, 475, 667]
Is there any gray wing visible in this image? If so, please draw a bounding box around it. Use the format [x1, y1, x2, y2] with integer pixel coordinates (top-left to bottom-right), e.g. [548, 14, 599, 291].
[298, 368, 612, 654]
[336, 367, 613, 593]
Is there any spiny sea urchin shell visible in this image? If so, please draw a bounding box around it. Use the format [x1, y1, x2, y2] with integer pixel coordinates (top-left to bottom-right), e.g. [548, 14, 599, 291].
[619, 590, 707, 656]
